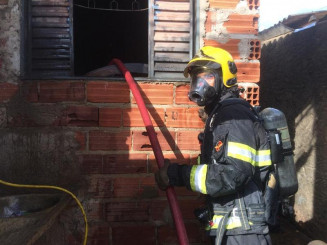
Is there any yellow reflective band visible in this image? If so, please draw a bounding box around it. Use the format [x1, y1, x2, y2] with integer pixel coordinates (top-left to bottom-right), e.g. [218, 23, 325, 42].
[227, 142, 272, 167]
[197, 155, 201, 165]
[226, 216, 242, 229]
[211, 215, 242, 230]
[190, 166, 196, 192]
[189, 165, 207, 194]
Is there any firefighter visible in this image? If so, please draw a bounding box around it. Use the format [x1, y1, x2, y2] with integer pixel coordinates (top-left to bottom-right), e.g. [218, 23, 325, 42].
[155, 46, 273, 245]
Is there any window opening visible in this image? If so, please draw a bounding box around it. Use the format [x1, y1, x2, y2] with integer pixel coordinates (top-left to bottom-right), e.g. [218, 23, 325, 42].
[73, 0, 148, 77]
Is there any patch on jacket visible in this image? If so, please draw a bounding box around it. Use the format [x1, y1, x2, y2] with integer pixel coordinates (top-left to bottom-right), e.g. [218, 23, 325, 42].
[215, 140, 223, 152]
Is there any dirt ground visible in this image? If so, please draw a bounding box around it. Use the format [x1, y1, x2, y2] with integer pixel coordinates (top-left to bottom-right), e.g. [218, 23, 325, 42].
[271, 217, 316, 245]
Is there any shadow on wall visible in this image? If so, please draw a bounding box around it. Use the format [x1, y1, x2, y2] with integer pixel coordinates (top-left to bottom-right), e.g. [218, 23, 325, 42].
[0, 81, 207, 245]
[0, 92, 84, 195]
[259, 20, 327, 242]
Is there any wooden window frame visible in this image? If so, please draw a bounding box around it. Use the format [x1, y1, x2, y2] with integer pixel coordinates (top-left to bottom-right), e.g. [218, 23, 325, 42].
[21, 0, 195, 80]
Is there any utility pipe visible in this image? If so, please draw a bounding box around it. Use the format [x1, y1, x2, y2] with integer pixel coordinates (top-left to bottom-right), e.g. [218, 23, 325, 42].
[110, 59, 189, 245]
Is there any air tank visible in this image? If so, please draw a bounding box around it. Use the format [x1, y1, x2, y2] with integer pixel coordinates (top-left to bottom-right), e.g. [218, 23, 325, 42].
[259, 108, 298, 198]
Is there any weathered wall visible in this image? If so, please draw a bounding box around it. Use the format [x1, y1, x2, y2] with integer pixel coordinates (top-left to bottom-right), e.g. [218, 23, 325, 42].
[260, 21, 327, 241]
[0, 0, 260, 244]
[202, 0, 261, 105]
[0, 0, 20, 82]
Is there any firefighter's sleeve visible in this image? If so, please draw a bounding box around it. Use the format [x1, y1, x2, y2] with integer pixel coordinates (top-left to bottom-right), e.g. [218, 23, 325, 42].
[167, 125, 270, 197]
[167, 162, 252, 197]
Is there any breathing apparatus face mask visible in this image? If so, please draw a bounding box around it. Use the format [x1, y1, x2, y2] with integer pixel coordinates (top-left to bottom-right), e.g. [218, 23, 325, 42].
[188, 68, 221, 106]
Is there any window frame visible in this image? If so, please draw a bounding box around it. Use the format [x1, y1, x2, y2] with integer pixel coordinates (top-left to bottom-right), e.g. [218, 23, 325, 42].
[21, 0, 196, 80]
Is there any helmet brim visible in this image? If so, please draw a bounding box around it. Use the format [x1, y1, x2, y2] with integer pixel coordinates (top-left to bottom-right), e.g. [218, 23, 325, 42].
[184, 59, 221, 78]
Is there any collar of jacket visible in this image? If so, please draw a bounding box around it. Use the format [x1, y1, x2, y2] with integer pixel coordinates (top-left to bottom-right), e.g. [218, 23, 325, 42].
[204, 91, 237, 115]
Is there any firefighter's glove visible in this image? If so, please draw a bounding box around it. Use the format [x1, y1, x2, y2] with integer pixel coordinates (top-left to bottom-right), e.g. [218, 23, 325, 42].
[155, 159, 170, 191]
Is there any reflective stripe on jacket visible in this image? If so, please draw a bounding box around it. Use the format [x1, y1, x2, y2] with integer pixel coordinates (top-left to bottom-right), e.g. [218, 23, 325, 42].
[191, 98, 271, 235]
[166, 98, 272, 236]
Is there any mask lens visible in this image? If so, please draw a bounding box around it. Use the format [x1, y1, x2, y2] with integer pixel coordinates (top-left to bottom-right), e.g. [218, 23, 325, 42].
[190, 72, 215, 91]
[200, 73, 215, 86]
[189, 71, 217, 106]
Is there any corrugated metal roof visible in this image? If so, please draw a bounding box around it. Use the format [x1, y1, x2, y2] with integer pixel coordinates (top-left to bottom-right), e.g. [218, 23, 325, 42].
[282, 10, 327, 29]
[259, 10, 327, 41]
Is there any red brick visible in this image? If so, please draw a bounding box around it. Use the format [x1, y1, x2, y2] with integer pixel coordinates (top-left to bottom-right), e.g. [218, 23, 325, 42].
[113, 177, 140, 198]
[88, 222, 110, 245]
[39, 82, 85, 102]
[166, 107, 204, 128]
[0, 0, 8, 4]
[89, 130, 132, 151]
[85, 200, 104, 221]
[175, 84, 193, 105]
[224, 14, 259, 34]
[209, 0, 239, 9]
[131, 83, 174, 105]
[7, 113, 38, 127]
[75, 131, 86, 150]
[139, 176, 158, 198]
[123, 107, 165, 127]
[60, 106, 99, 126]
[109, 176, 157, 200]
[158, 225, 179, 244]
[103, 153, 147, 174]
[0, 82, 18, 102]
[236, 62, 260, 83]
[205, 11, 214, 33]
[79, 154, 103, 174]
[249, 40, 261, 60]
[112, 225, 156, 245]
[105, 201, 149, 222]
[177, 131, 202, 151]
[133, 130, 176, 151]
[99, 108, 122, 127]
[87, 176, 113, 197]
[248, 0, 260, 10]
[87, 81, 130, 103]
[203, 39, 241, 59]
[239, 82, 260, 106]
[148, 200, 169, 221]
[178, 199, 207, 220]
[148, 153, 191, 173]
[22, 82, 38, 102]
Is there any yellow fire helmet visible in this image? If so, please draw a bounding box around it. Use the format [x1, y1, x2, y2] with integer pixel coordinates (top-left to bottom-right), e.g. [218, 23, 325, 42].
[184, 46, 238, 87]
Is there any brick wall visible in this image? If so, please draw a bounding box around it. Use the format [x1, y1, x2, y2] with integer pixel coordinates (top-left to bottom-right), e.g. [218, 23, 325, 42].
[0, 0, 261, 244]
[0, 79, 210, 244]
[260, 21, 327, 241]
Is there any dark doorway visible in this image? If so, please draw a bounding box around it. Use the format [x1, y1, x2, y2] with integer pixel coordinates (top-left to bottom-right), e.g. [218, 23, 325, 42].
[73, 0, 148, 76]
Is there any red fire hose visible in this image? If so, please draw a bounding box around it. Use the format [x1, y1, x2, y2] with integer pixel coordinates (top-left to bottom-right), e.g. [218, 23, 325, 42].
[110, 59, 189, 245]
